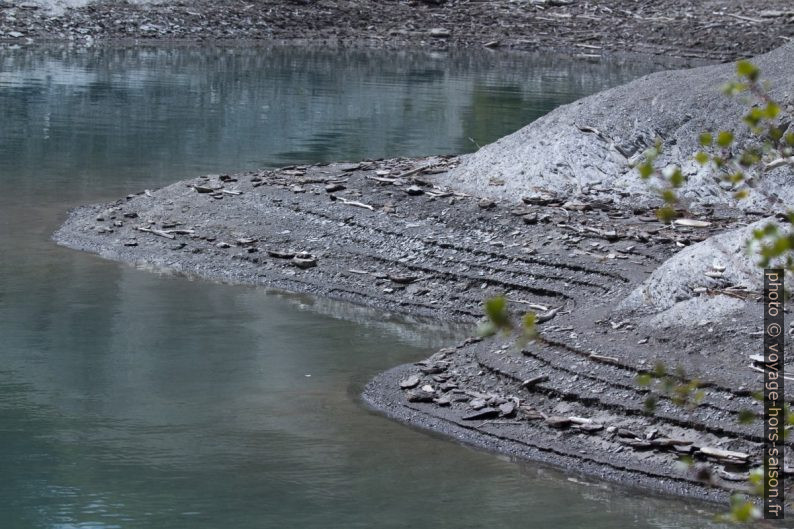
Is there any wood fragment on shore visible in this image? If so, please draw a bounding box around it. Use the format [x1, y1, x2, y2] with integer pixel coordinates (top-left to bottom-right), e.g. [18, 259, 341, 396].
[135, 226, 175, 239]
[335, 196, 375, 211]
[395, 163, 438, 180]
[748, 364, 794, 381]
[699, 446, 749, 461]
[521, 375, 549, 388]
[588, 353, 620, 365]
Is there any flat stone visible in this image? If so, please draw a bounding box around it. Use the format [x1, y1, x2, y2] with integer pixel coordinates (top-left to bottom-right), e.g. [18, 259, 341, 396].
[545, 416, 572, 428]
[389, 274, 418, 285]
[522, 193, 556, 206]
[469, 397, 487, 410]
[462, 407, 500, 420]
[267, 249, 296, 259]
[292, 252, 318, 269]
[522, 213, 538, 224]
[620, 438, 653, 449]
[406, 390, 434, 403]
[428, 27, 452, 38]
[617, 428, 640, 439]
[435, 395, 452, 406]
[575, 422, 604, 433]
[399, 375, 420, 389]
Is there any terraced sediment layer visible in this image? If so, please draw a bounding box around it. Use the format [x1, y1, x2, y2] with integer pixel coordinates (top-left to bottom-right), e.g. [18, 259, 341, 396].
[54, 156, 788, 505]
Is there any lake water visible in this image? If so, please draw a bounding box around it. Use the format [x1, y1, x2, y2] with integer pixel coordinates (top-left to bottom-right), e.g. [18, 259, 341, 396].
[0, 45, 728, 528]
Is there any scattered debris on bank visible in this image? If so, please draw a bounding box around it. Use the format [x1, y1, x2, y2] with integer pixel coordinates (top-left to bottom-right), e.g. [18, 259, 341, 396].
[55, 155, 785, 505]
[2, 0, 794, 61]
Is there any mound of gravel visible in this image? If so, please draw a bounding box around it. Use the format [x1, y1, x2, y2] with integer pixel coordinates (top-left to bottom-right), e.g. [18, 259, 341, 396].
[439, 43, 794, 211]
[617, 218, 791, 326]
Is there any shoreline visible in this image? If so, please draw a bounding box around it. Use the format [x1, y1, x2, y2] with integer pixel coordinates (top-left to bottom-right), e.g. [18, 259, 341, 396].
[28, 1, 794, 510]
[53, 157, 782, 507]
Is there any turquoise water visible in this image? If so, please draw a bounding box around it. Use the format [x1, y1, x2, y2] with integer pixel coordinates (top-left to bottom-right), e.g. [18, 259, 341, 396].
[0, 45, 728, 528]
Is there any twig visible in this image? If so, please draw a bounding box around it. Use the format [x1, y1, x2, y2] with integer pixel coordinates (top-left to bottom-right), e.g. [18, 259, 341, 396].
[589, 353, 620, 365]
[135, 227, 195, 239]
[716, 12, 763, 23]
[749, 365, 794, 381]
[477, 420, 524, 427]
[765, 157, 792, 171]
[136, 226, 175, 239]
[336, 197, 375, 211]
[396, 163, 438, 180]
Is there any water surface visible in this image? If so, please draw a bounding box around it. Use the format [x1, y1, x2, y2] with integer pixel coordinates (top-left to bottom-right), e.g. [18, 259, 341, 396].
[0, 45, 728, 528]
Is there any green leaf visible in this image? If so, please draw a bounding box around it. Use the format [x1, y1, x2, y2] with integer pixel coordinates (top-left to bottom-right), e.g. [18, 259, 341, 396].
[737, 409, 756, 424]
[660, 189, 677, 204]
[669, 167, 684, 188]
[693, 389, 705, 405]
[739, 149, 760, 167]
[736, 60, 759, 82]
[519, 312, 538, 344]
[638, 162, 654, 180]
[716, 130, 734, 148]
[636, 373, 653, 387]
[657, 206, 676, 223]
[698, 132, 713, 147]
[722, 81, 747, 96]
[763, 223, 779, 236]
[694, 151, 709, 165]
[728, 496, 759, 523]
[651, 361, 667, 378]
[644, 395, 658, 413]
[765, 102, 781, 119]
[484, 296, 511, 331]
[743, 107, 763, 127]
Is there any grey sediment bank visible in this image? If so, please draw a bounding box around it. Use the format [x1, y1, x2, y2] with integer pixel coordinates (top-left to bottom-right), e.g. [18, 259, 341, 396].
[440, 42, 794, 211]
[55, 44, 793, 507]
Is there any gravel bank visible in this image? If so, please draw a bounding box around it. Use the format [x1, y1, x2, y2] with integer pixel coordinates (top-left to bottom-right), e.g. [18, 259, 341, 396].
[440, 42, 794, 212]
[54, 156, 790, 506]
[2, 0, 794, 61]
[37, 0, 794, 509]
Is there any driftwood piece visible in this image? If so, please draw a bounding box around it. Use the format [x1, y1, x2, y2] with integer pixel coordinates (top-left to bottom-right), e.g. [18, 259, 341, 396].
[336, 196, 375, 211]
[699, 446, 749, 461]
[521, 375, 549, 388]
[395, 163, 438, 180]
[135, 226, 175, 239]
[588, 353, 620, 365]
